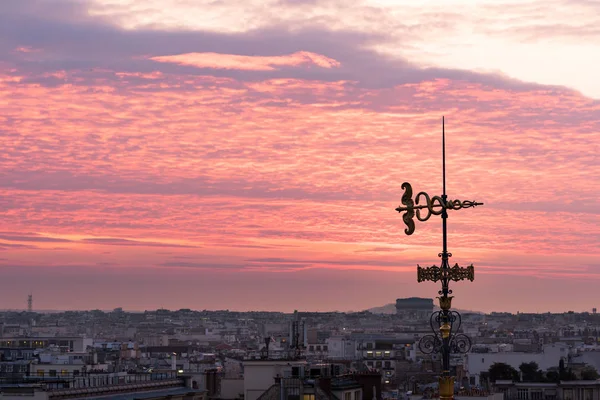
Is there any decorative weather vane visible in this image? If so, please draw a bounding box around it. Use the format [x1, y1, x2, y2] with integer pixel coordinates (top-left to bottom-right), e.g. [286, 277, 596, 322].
[395, 117, 483, 400]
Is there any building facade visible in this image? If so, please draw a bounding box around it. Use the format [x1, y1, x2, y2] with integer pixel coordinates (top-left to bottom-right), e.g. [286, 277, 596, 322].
[395, 298, 434, 319]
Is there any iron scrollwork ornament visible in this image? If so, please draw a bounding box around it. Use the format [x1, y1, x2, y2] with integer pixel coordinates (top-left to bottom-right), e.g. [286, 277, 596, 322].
[418, 334, 442, 354]
[396, 182, 483, 235]
[450, 333, 472, 354]
[418, 310, 472, 355]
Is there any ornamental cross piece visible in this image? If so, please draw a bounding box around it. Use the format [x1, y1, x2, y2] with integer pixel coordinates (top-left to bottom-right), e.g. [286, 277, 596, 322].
[417, 263, 475, 284]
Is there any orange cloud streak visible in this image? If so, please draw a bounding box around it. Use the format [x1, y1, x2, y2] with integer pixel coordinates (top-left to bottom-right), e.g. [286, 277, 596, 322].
[150, 51, 341, 71]
[0, 62, 598, 313]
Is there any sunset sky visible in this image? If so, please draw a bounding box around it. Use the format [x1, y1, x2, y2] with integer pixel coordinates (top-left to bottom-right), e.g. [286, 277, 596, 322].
[1, 0, 598, 313]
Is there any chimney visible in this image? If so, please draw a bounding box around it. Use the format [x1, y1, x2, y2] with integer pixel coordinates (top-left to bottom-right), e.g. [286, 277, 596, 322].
[353, 372, 382, 400]
[205, 369, 219, 396]
[318, 377, 332, 394]
[264, 337, 271, 359]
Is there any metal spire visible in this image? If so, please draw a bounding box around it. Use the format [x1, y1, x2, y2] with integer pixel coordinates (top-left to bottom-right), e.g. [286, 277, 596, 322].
[394, 117, 484, 400]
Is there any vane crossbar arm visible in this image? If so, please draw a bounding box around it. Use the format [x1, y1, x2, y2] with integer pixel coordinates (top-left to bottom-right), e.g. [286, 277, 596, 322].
[396, 182, 483, 235]
[395, 199, 483, 212]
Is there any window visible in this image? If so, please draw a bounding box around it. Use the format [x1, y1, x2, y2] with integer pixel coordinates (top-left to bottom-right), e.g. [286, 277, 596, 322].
[563, 389, 573, 400]
[37, 370, 45, 377]
[366, 351, 373, 359]
[354, 391, 361, 400]
[544, 392, 556, 400]
[366, 343, 373, 350]
[303, 395, 315, 400]
[323, 346, 328, 351]
[309, 346, 314, 351]
[375, 361, 382, 368]
[584, 389, 593, 400]
[344, 392, 351, 400]
[375, 351, 382, 358]
[61, 369, 69, 376]
[49, 370, 57, 377]
[367, 361, 373, 367]
[384, 361, 391, 368]
[384, 351, 391, 358]
[531, 390, 542, 400]
[517, 389, 528, 400]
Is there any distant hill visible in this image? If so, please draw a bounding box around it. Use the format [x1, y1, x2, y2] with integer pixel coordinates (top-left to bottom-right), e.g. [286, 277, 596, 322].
[367, 303, 397, 314]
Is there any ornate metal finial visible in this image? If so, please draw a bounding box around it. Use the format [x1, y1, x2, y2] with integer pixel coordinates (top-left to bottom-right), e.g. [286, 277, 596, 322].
[395, 117, 483, 400]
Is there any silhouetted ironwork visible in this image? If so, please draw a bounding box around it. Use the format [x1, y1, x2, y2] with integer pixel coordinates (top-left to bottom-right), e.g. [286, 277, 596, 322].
[289, 310, 305, 360]
[418, 310, 471, 355]
[396, 183, 483, 236]
[261, 337, 271, 360]
[395, 116, 482, 400]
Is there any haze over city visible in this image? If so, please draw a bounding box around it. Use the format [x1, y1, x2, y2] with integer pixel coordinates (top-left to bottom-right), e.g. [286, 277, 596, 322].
[1, 0, 599, 314]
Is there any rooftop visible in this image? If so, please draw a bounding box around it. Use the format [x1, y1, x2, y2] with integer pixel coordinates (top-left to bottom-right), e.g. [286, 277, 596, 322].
[76, 387, 205, 400]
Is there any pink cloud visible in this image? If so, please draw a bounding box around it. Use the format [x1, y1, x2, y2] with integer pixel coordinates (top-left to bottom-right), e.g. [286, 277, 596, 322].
[149, 51, 341, 71]
[14, 46, 41, 53]
[0, 0, 598, 313]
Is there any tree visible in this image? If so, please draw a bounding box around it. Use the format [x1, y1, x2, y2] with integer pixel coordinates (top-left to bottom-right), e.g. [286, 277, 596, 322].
[520, 362, 544, 382]
[581, 366, 600, 380]
[559, 358, 577, 381]
[546, 370, 560, 383]
[488, 362, 520, 382]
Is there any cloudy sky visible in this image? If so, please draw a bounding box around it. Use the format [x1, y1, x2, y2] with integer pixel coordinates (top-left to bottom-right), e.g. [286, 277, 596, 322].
[0, 0, 598, 313]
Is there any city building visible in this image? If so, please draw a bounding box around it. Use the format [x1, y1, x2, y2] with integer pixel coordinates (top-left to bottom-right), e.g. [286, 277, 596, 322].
[466, 343, 569, 386]
[395, 298, 434, 319]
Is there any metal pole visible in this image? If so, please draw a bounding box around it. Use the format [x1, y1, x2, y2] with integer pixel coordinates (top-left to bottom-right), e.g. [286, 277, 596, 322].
[439, 116, 453, 400]
[401, 116, 479, 400]
[442, 116, 448, 260]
